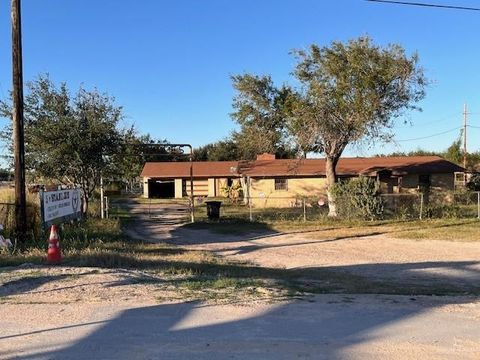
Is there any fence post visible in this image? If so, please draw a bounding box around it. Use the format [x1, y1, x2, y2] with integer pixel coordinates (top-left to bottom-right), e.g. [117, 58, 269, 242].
[477, 192, 480, 220]
[303, 198, 306, 222]
[419, 193, 424, 220]
[100, 176, 105, 219]
[249, 196, 253, 222]
[105, 196, 109, 219]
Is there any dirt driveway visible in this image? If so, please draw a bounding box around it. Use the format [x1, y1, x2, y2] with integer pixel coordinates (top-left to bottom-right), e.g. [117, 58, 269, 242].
[2, 203, 480, 359]
[126, 203, 480, 292]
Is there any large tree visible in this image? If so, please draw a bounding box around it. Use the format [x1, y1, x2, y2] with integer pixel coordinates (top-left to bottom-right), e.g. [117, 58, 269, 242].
[0, 75, 124, 213]
[231, 37, 427, 216]
[289, 37, 427, 215]
[230, 74, 297, 160]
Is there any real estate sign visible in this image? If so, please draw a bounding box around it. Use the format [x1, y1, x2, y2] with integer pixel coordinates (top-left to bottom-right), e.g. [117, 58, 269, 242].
[40, 189, 82, 229]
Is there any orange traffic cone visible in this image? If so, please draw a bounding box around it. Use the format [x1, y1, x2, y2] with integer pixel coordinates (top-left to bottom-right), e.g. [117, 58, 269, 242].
[47, 224, 62, 264]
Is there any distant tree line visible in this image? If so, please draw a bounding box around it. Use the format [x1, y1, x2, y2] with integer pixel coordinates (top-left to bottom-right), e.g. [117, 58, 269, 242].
[376, 131, 480, 172]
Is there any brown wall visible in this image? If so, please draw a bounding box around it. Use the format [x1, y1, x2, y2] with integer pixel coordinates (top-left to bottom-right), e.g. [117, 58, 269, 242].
[249, 177, 327, 207]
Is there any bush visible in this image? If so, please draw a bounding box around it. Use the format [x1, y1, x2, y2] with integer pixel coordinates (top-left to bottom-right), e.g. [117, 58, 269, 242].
[330, 177, 384, 220]
[421, 204, 464, 219]
[467, 173, 480, 191]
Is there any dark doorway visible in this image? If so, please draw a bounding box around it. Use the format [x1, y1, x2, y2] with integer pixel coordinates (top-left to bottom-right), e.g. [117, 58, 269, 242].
[148, 179, 175, 198]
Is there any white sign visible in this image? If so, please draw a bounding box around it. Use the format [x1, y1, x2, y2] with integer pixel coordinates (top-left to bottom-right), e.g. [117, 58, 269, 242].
[42, 189, 82, 224]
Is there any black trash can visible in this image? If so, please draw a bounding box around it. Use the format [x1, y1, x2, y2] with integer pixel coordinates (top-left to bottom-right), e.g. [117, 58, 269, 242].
[205, 201, 222, 220]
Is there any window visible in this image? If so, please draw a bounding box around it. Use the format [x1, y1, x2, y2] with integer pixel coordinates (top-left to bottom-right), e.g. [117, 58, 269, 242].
[274, 178, 288, 191]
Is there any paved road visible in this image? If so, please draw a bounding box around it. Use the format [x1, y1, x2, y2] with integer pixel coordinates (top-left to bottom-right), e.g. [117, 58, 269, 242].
[1, 295, 479, 360]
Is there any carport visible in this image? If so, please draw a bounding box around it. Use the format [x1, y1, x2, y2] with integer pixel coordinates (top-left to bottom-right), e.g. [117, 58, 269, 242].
[147, 179, 175, 198]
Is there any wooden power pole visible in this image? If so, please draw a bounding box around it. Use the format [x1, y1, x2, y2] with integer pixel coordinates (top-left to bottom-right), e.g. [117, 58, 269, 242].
[12, 0, 27, 242]
[463, 103, 468, 170]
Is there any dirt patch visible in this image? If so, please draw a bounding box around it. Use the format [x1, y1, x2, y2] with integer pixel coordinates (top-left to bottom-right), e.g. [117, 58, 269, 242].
[0, 264, 286, 306]
[166, 230, 480, 292]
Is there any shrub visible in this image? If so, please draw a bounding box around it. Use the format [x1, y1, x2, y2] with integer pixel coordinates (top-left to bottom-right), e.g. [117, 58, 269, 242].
[467, 173, 480, 191]
[421, 204, 464, 219]
[221, 183, 243, 203]
[331, 177, 384, 220]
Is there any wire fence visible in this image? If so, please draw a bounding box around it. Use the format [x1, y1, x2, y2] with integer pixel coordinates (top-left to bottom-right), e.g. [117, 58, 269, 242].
[191, 191, 480, 222]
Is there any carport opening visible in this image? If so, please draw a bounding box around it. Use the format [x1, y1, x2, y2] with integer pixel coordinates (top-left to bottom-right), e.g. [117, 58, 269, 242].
[148, 179, 175, 198]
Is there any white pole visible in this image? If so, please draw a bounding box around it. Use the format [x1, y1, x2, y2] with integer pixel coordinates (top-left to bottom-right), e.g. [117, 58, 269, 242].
[248, 176, 253, 222]
[249, 196, 253, 222]
[477, 192, 479, 220]
[100, 176, 104, 219]
[105, 196, 109, 219]
[419, 193, 424, 220]
[303, 198, 306, 222]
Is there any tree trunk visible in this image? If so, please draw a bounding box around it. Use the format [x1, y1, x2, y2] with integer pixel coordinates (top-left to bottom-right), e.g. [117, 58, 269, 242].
[325, 156, 338, 217]
[82, 192, 89, 217]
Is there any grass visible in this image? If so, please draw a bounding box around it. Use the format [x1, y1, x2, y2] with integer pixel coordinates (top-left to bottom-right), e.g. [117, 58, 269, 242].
[186, 200, 480, 241]
[390, 218, 480, 241]
[2, 227, 479, 301]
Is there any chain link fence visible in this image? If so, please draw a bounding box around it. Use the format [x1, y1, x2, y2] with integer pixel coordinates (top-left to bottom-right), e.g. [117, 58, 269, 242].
[192, 191, 480, 222]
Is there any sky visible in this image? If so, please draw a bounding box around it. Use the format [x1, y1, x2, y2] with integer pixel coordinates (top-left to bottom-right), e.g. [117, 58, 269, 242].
[1, 0, 480, 158]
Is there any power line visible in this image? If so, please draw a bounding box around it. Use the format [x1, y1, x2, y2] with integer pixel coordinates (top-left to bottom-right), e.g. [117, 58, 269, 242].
[396, 126, 462, 142]
[395, 112, 460, 128]
[365, 0, 480, 11]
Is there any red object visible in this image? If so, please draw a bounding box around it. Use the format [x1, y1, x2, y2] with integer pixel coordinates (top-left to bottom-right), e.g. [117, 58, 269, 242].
[47, 224, 62, 264]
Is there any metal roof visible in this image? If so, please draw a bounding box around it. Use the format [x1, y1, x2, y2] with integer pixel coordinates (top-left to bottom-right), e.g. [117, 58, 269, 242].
[141, 156, 464, 179]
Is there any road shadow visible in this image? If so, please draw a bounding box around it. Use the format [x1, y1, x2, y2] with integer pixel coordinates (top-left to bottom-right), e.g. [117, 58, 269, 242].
[3, 289, 478, 359]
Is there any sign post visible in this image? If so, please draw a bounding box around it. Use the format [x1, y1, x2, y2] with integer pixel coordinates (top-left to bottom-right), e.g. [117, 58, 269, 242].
[40, 189, 83, 229]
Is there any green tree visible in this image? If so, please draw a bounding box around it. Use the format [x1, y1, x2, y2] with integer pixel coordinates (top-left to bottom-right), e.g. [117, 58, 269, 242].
[231, 37, 427, 216]
[443, 131, 463, 165]
[288, 37, 427, 216]
[0, 75, 124, 214]
[193, 139, 240, 161]
[230, 74, 296, 160]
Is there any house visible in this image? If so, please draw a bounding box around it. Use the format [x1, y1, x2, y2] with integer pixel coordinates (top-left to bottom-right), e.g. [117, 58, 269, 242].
[140, 161, 240, 198]
[140, 154, 464, 207]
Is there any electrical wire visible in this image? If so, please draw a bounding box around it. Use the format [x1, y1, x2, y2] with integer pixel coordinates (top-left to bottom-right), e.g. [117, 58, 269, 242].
[365, 0, 480, 11]
[396, 126, 462, 142]
[394, 112, 460, 128]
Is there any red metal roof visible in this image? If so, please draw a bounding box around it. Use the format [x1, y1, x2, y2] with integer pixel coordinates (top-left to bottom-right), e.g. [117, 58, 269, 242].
[141, 161, 239, 178]
[140, 156, 464, 178]
[239, 156, 464, 177]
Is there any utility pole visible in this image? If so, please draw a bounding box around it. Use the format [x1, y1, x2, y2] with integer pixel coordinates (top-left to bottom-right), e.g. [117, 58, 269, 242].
[12, 0, 27, 243]
[463, 103, 468, 169]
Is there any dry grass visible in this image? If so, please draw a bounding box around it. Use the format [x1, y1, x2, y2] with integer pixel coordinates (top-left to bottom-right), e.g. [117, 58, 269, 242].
[0, 188, 42, 239]
[389, 219, 480, 241]
[294, 219, 480, 242]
